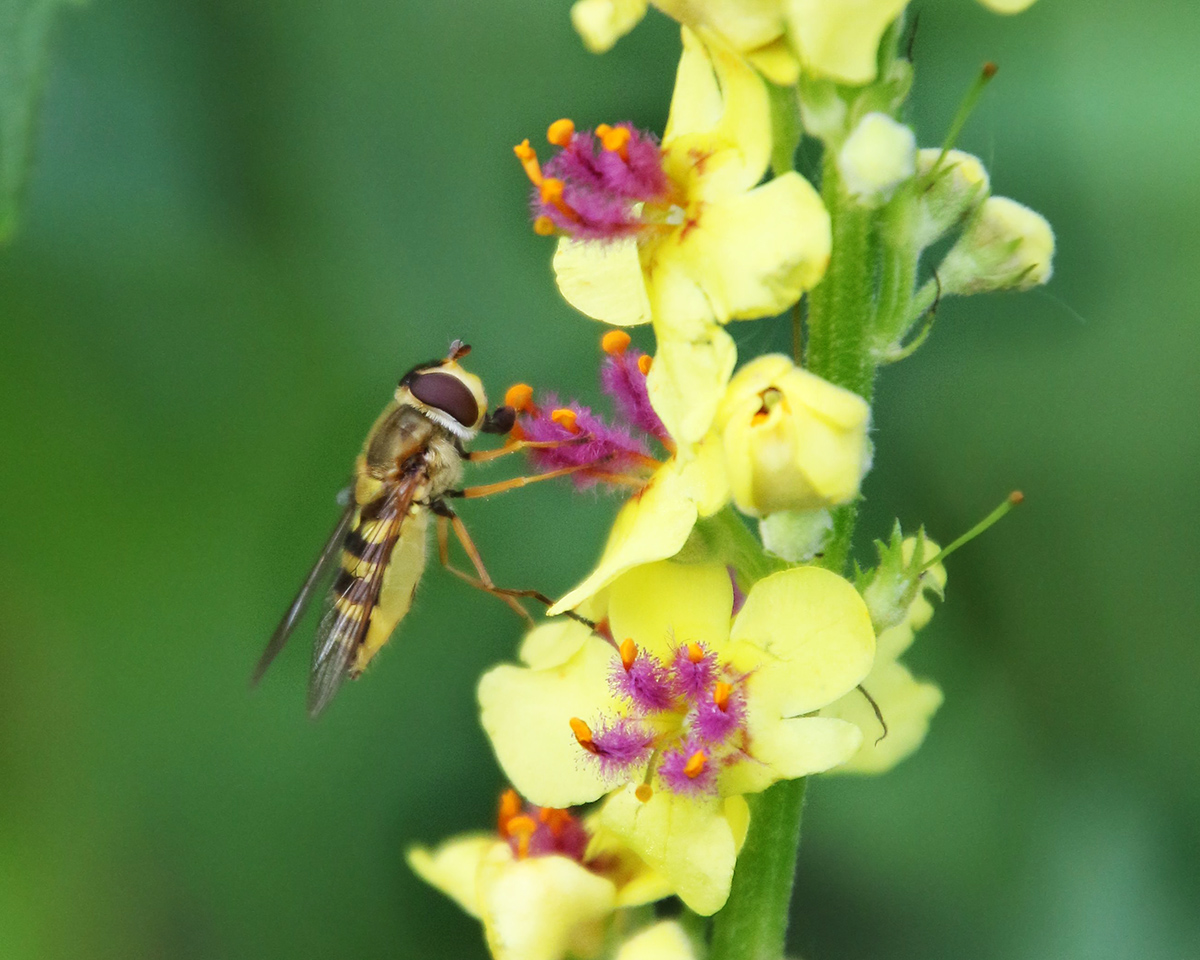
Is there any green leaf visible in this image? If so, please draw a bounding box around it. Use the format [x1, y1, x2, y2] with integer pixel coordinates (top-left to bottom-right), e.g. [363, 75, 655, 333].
[0, 0, 79, 242]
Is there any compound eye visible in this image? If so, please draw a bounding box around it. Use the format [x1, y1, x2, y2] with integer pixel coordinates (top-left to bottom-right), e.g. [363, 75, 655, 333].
[408, 371, 480, 428]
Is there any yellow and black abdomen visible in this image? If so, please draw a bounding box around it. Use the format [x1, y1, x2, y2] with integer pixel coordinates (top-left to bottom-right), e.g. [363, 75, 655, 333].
[349, 504, 427, 675]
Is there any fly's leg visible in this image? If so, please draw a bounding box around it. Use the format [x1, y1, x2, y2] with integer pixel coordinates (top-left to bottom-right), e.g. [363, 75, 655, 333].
[447, 462, 614, 500]
[464, 435, 591, 464]
[430, 501, 595, 629]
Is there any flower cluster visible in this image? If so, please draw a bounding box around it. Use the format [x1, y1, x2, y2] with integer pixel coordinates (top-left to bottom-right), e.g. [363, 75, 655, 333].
[480, 561, 875, 914]
[409, 788, 671, 960]
[411, 3, 1048, 958]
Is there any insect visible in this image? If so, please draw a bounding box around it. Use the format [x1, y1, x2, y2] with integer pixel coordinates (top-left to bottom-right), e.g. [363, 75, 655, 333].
[252, 340, 587, 717]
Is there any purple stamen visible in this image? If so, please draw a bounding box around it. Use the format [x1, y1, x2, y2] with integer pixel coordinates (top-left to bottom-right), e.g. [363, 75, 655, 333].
[590, 718, 655, 778]
[601, 350, 669, 441]
[670, 643, 717, 701]
[692, 688, 745, 745]
[518, 394, 652, 487]
[609, 655, 676, 713]
[658, 736, 718, 796]
[532, 125, 674, 242]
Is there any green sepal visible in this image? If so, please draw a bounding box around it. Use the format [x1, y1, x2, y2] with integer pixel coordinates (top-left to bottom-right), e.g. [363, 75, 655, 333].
[856, 521, 939, 634]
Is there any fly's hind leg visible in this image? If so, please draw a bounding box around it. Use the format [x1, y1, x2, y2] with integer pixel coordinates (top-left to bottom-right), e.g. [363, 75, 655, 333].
[430, 500, 594, 629]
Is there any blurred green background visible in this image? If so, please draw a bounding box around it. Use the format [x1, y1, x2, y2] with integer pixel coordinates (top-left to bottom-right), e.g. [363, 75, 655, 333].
[2, 0, 1198, 958]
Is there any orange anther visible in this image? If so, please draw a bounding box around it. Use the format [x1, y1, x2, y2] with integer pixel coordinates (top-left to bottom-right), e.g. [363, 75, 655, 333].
[506, 814, 537, 858]
[635, 783, 653, 803]
[713, 681, 732, 712]
[505, 383, 535, 413]
[533, 215, 556, 236]
[551, 408, 580, 433]
[602, 330, 632, 355]
[752, 409, 770, 425]
[570, 717, 598, 754]
[547, 118, 575, 147]
[600, 125, 631, 161]
[538, 807, 573, 837]
[513, 139, 543, 186]
[498, 788, 522, 834]
[683, 750, 707, 779]
[637, 354, 653, 375]
[687, 642, 705, 664]
[619, 638, 637, 671]
[595, 123, 612, 138]
[538, 178, 581, 222]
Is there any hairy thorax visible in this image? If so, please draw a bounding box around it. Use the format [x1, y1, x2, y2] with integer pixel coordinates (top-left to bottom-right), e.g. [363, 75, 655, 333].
[356, 403, 464, 507]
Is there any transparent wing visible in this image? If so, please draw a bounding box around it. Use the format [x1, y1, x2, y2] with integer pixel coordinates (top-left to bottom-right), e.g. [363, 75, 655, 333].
[306, 478, 421, 718]
[251, 497, 355, 687]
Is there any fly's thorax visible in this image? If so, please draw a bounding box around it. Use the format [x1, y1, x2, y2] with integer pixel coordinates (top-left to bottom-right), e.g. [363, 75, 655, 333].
[362, 405, 437, 479]
[397, 358, 488, 441]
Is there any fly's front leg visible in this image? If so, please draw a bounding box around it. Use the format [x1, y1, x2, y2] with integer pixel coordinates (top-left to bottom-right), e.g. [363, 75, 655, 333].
[464, 434, 593, 464]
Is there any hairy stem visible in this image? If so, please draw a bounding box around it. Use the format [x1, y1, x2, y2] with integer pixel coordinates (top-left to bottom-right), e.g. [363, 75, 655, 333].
[709, 139, 877, 960]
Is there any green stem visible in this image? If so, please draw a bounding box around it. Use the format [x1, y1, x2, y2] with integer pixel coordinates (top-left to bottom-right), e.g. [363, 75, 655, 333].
[708, 780, 807, 960]
[804, 153, 876, 400]
[710, 137, 880, 960]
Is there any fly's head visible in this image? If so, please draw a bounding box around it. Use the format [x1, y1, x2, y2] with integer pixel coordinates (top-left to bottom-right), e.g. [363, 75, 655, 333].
[397, 341, 513, 441]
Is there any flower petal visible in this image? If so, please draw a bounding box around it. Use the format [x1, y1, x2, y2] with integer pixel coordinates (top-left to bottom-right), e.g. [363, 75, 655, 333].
[519, 619, 597, 670]
[583, 816, 675, 907]
[477, 846, 617, 960]
[655, 0, 786, 56]
[721, 711, 863, 795]
[783, 0, 907, 85]
[599, 784, 738, 915]
[821, 658, 943, 774]
[549, 463, 700, 615]
[663, 28, 772, 198]
[728, 566, 874, 717]
[615, 920, 698, 960]
[679, 173, 831, 322]
[977, 0, 1038, 12]
[607, 561, 733, 661]
[674, 429, 731, 516]
[553, 236, 653, 327]
[479, 636, 622, 808]
[745, 37, 801, 86]
[570, 0, 649, 54]
[646, 321, 737, 446]
[406, 833, 495, 919]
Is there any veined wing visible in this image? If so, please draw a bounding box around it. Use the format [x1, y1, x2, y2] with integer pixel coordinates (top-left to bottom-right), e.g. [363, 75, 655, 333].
[252, 498, 355, 687]
[307, 476, 423, 717]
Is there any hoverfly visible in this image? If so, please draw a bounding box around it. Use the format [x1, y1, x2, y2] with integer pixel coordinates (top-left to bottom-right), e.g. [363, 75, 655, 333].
[252, 340, 584, 717]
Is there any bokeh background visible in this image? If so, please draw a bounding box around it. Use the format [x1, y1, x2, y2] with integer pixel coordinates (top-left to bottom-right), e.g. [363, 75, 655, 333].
[2, 0, 1198, 958]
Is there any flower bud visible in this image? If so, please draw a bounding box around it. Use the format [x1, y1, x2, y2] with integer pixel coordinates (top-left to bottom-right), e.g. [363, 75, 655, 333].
[837, 112, 916, 206]
[716, 355, 872, 517]
[937, 196, 1055, 295]
[914, 148, 990, 249]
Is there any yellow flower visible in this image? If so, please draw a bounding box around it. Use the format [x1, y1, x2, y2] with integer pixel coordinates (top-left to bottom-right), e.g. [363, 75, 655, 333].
[548, 433, 730, 616]
[480, 561, 875, 914]
[614, 920, 699, 960]
[822, 537, 945, 773]
[408, 790, 670, 960]
[570, 0, 1040, 86]
[571, 0, 649, 54]
[715, 354, 872, 517]
[521, 28, 830, 443]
